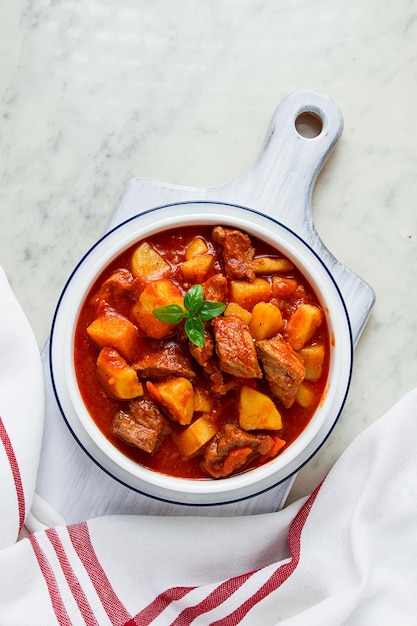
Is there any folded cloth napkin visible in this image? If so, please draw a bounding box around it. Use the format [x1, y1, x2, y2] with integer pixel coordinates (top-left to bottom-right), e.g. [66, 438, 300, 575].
[1, 266, 417, 626]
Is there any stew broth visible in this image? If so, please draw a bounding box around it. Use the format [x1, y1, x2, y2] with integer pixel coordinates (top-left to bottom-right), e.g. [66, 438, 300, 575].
[74, 225, 330, 479]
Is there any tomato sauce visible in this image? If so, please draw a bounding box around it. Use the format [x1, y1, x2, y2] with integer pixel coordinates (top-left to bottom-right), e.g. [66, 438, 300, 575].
[74, 225, 330, 479]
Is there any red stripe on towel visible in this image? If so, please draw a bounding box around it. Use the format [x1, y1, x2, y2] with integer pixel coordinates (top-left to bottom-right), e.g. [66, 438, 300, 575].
[0, 416, 26, 533]
[130, 485, 321, 626]
[46, 528, 99, 626]
[68, 522, 131, 626]
[131, 587, 195, 625]
[30, 535, 72, 626]
[210, 486, 321, 625]
[170, 573, 252, 626]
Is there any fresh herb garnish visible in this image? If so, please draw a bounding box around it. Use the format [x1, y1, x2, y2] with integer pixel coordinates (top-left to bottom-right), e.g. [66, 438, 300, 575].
[152, 284, 225, 348]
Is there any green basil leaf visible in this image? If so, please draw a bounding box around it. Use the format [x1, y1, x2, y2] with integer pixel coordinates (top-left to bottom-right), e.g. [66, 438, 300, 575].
[185, 316, 205, 348]
[152, 304, 185, 324]
[184, 284, 204, 316]
[199, 300, 226, 321]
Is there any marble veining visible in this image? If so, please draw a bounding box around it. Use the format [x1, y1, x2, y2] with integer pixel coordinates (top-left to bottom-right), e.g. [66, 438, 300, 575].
[1, 0, 416, 514]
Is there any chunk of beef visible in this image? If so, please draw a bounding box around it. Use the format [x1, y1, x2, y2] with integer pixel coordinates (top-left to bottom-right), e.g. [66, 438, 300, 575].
[111, 398, 169, 453]
[94, 269, 136, 306]
[256, 334, 305, 408]
[189, 325, 214, 367]
[212, 226, 255, 281]
[212, 316, 262, 379]
[208, 370, 239, 395]
[102, 268, 135, 292]
[203, 357, 240, 395]
[201, 423, 276, 478]
[202, 273, 228, 303]
[91, 270, 137, 320]
[133, 341, 196, 380]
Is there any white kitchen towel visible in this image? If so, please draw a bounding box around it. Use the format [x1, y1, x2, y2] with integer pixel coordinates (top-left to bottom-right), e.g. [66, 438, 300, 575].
[0, 266, 44, 549]
[1, 265, 417, 625]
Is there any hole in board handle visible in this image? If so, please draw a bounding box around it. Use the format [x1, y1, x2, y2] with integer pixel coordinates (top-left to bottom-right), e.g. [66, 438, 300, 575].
[295, 111, 323, 138]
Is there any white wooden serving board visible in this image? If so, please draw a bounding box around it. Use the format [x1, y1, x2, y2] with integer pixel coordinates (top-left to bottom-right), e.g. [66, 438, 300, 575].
[36, 90, 375, 523]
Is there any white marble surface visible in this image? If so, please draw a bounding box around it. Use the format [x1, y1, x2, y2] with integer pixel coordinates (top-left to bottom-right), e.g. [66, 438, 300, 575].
[1, 0, 416, 508]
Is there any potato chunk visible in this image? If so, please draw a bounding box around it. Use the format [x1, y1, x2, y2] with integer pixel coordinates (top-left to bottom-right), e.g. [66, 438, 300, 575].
[176, 415, 218, 458]
[224, 302, 252, 325]
[299, 344, 325, 381]
[146, 377, 194, 425]
[96, 348, 144, 399]
[285, 304, 324, 350]
[132, 279, 184, 339]
[253, 257, 293, 274]
[271, 276, 298, 298]
[238, 386, 283, 431]
[249, 302, 283, 341]
[229, 278, 271, 311]
[86, 313, 139, 361]
[131, 242, 171, 282]
[193, 387, 213, 412]
[295, 381, 316, 408]
[185, 237, 209, 260]
[181, 254, 214, 283]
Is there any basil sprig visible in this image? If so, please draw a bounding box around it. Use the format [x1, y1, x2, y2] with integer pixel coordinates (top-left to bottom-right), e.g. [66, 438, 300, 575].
[152, 284, 225, 348]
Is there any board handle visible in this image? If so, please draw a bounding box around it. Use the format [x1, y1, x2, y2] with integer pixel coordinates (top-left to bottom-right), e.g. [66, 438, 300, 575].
[232, 89, 344, 238]
[230, 91, 374, 345]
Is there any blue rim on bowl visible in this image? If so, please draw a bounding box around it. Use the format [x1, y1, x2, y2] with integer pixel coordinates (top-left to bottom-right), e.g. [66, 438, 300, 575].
[50, 201, 353, 505]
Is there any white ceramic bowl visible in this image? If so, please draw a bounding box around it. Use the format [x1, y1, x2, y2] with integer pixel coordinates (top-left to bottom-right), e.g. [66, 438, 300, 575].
[50, 201, 353, 505]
